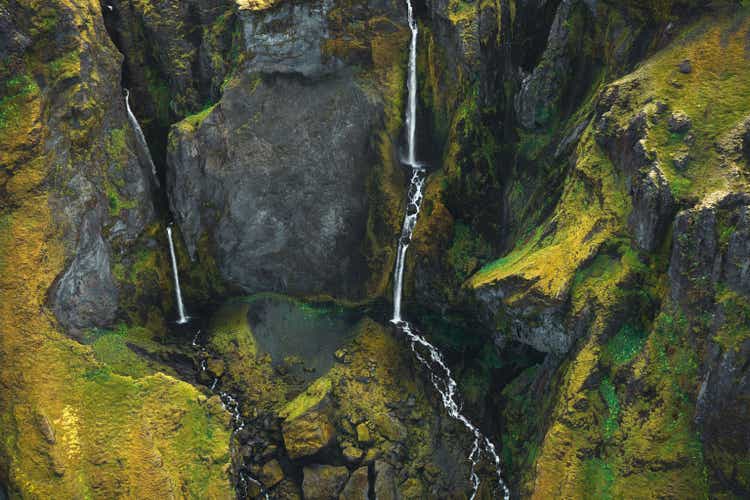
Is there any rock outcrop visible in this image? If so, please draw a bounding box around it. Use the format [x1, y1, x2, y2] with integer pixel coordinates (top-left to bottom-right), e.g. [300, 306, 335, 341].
[166, 0, 409, 300]
[168, 72, 380, 297]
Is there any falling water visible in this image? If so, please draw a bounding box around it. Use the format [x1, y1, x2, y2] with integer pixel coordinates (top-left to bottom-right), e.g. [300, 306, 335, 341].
[124, 89, 159, 186]
[391, 1, 510, 498]
[166, 225, 188, 324]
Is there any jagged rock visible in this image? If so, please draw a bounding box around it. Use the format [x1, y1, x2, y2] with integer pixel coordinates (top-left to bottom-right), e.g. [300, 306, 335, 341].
[339, 466, 370, 500]
[282, 410, 336, 459]
[104, 0, 235, 120]
[668, 110, 692, 133]
[679, 59, 693, 73]
[475, 283, 572, 354]
[373, 461, 397, 500]
[515, 0, 575, 129]
[259, 459, 284, 488]
[302, 464, 349, 500]
[672, 151, 691, 170]
[35, 413, 55, 445]
[239, 0, 342, 78]
[374, 413, 407, 442]
[51, 213, 119, 336]
[629, 164, 675, 252]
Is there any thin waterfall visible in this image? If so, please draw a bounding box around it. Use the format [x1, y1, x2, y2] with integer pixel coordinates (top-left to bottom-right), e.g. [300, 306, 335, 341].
[391, 2, 510, 498]
[124, 89, 159, 186]
[166, 225, 188, 324]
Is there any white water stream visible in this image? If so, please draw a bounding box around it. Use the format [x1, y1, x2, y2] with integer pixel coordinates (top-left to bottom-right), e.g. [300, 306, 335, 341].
[124, 89, 159, 186]
[392, 2, 510, 498]
[166, 225, 188, 324]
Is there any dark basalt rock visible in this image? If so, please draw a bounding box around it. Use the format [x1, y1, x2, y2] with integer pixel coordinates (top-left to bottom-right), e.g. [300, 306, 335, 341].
[168, 71, 381, 297]
[51, 213, 119, 336]
[629, 164, 675, 252]
[302, 464, 349, 499]
[515, 0, 576, 129]
[670, 192, 750, 304]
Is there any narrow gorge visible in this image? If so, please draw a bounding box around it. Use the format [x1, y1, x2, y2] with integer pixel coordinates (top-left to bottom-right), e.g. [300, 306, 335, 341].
[1, 0, 750, 499]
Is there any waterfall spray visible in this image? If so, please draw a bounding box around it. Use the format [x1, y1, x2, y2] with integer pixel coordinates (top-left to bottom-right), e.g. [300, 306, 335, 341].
[391, 1, 510, 498]
[166, 225, 188, 324]
[124, 89, 159, 186]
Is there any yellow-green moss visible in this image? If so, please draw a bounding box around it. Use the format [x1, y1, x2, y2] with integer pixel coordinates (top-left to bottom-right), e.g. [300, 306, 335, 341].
[280, 377, 333, 421]
[470, 124, 630, 303]
[0, 2, 233, 495]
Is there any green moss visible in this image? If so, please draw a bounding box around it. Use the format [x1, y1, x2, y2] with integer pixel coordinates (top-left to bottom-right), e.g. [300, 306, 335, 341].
[0, 74, 40, 135]
[582, 458, 614, 499]
[89, 329, 152, 378]
[599, 377, 620, 439]
[209, 302, 257, 358]
[714, 286, 750, 352]
[603, 324, 648, 366]
[178, 103, 217, 132]
[48, 50, 80, 84]
[446, 221, 492, 281]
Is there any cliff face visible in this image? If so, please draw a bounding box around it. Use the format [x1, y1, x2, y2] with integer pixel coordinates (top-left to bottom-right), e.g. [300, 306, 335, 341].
[0, 0, 232, 497]
[2, 0, 750, 498]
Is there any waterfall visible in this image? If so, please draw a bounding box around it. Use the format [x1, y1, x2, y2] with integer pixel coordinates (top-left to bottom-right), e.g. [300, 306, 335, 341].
[391, 2, 510, 498]
[124, 89, 159, 186]
[166, 225, 188, 324]
[405, 0, 418, 167]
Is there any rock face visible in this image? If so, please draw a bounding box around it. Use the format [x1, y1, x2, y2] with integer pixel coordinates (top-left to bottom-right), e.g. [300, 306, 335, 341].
[1, 1, 233, 498]
[168, 72, 379, 297]
[515, 0, 576, 129]
[51, 213, 119, 334]
[339, 466, 370, 500]
[103, 0, 236, 128]
[167, 0, 408, 300]
[669, 193, 750, 496]
[240, 0, 341, 78]
[302, 464, 349, 499]
[282, 408, 336, 459]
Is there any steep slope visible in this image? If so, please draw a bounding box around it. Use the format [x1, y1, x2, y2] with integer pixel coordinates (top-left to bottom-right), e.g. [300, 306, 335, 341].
[466, 7, 750, 499]
[0, 1, 232, 496]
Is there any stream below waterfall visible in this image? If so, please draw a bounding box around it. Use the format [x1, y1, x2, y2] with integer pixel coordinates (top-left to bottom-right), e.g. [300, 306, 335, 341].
[390, 1, 510, 498]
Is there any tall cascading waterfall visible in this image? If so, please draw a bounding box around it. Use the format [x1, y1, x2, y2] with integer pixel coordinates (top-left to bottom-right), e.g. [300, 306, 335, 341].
[124, 89, 159, 186]
[166, 225, 189, 324]
[392, 2, 510, 499]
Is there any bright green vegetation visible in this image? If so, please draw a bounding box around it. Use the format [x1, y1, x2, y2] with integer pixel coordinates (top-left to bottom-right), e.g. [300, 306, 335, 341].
[603, 324, 649, 366]
[178, 103, 217, 133]
[599, 377, 620, 439]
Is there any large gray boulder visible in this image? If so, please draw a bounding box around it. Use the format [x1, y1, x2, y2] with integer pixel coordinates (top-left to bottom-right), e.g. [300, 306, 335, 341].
[167, 71, 382, 297]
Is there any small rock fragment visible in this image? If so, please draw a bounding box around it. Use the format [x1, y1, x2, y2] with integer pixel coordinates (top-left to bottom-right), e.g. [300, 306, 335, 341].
[342, 445, 364, 464]
[672, 151, 691, 170]
[668, 111, 692, 133]
[259, 459, 284, 488]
